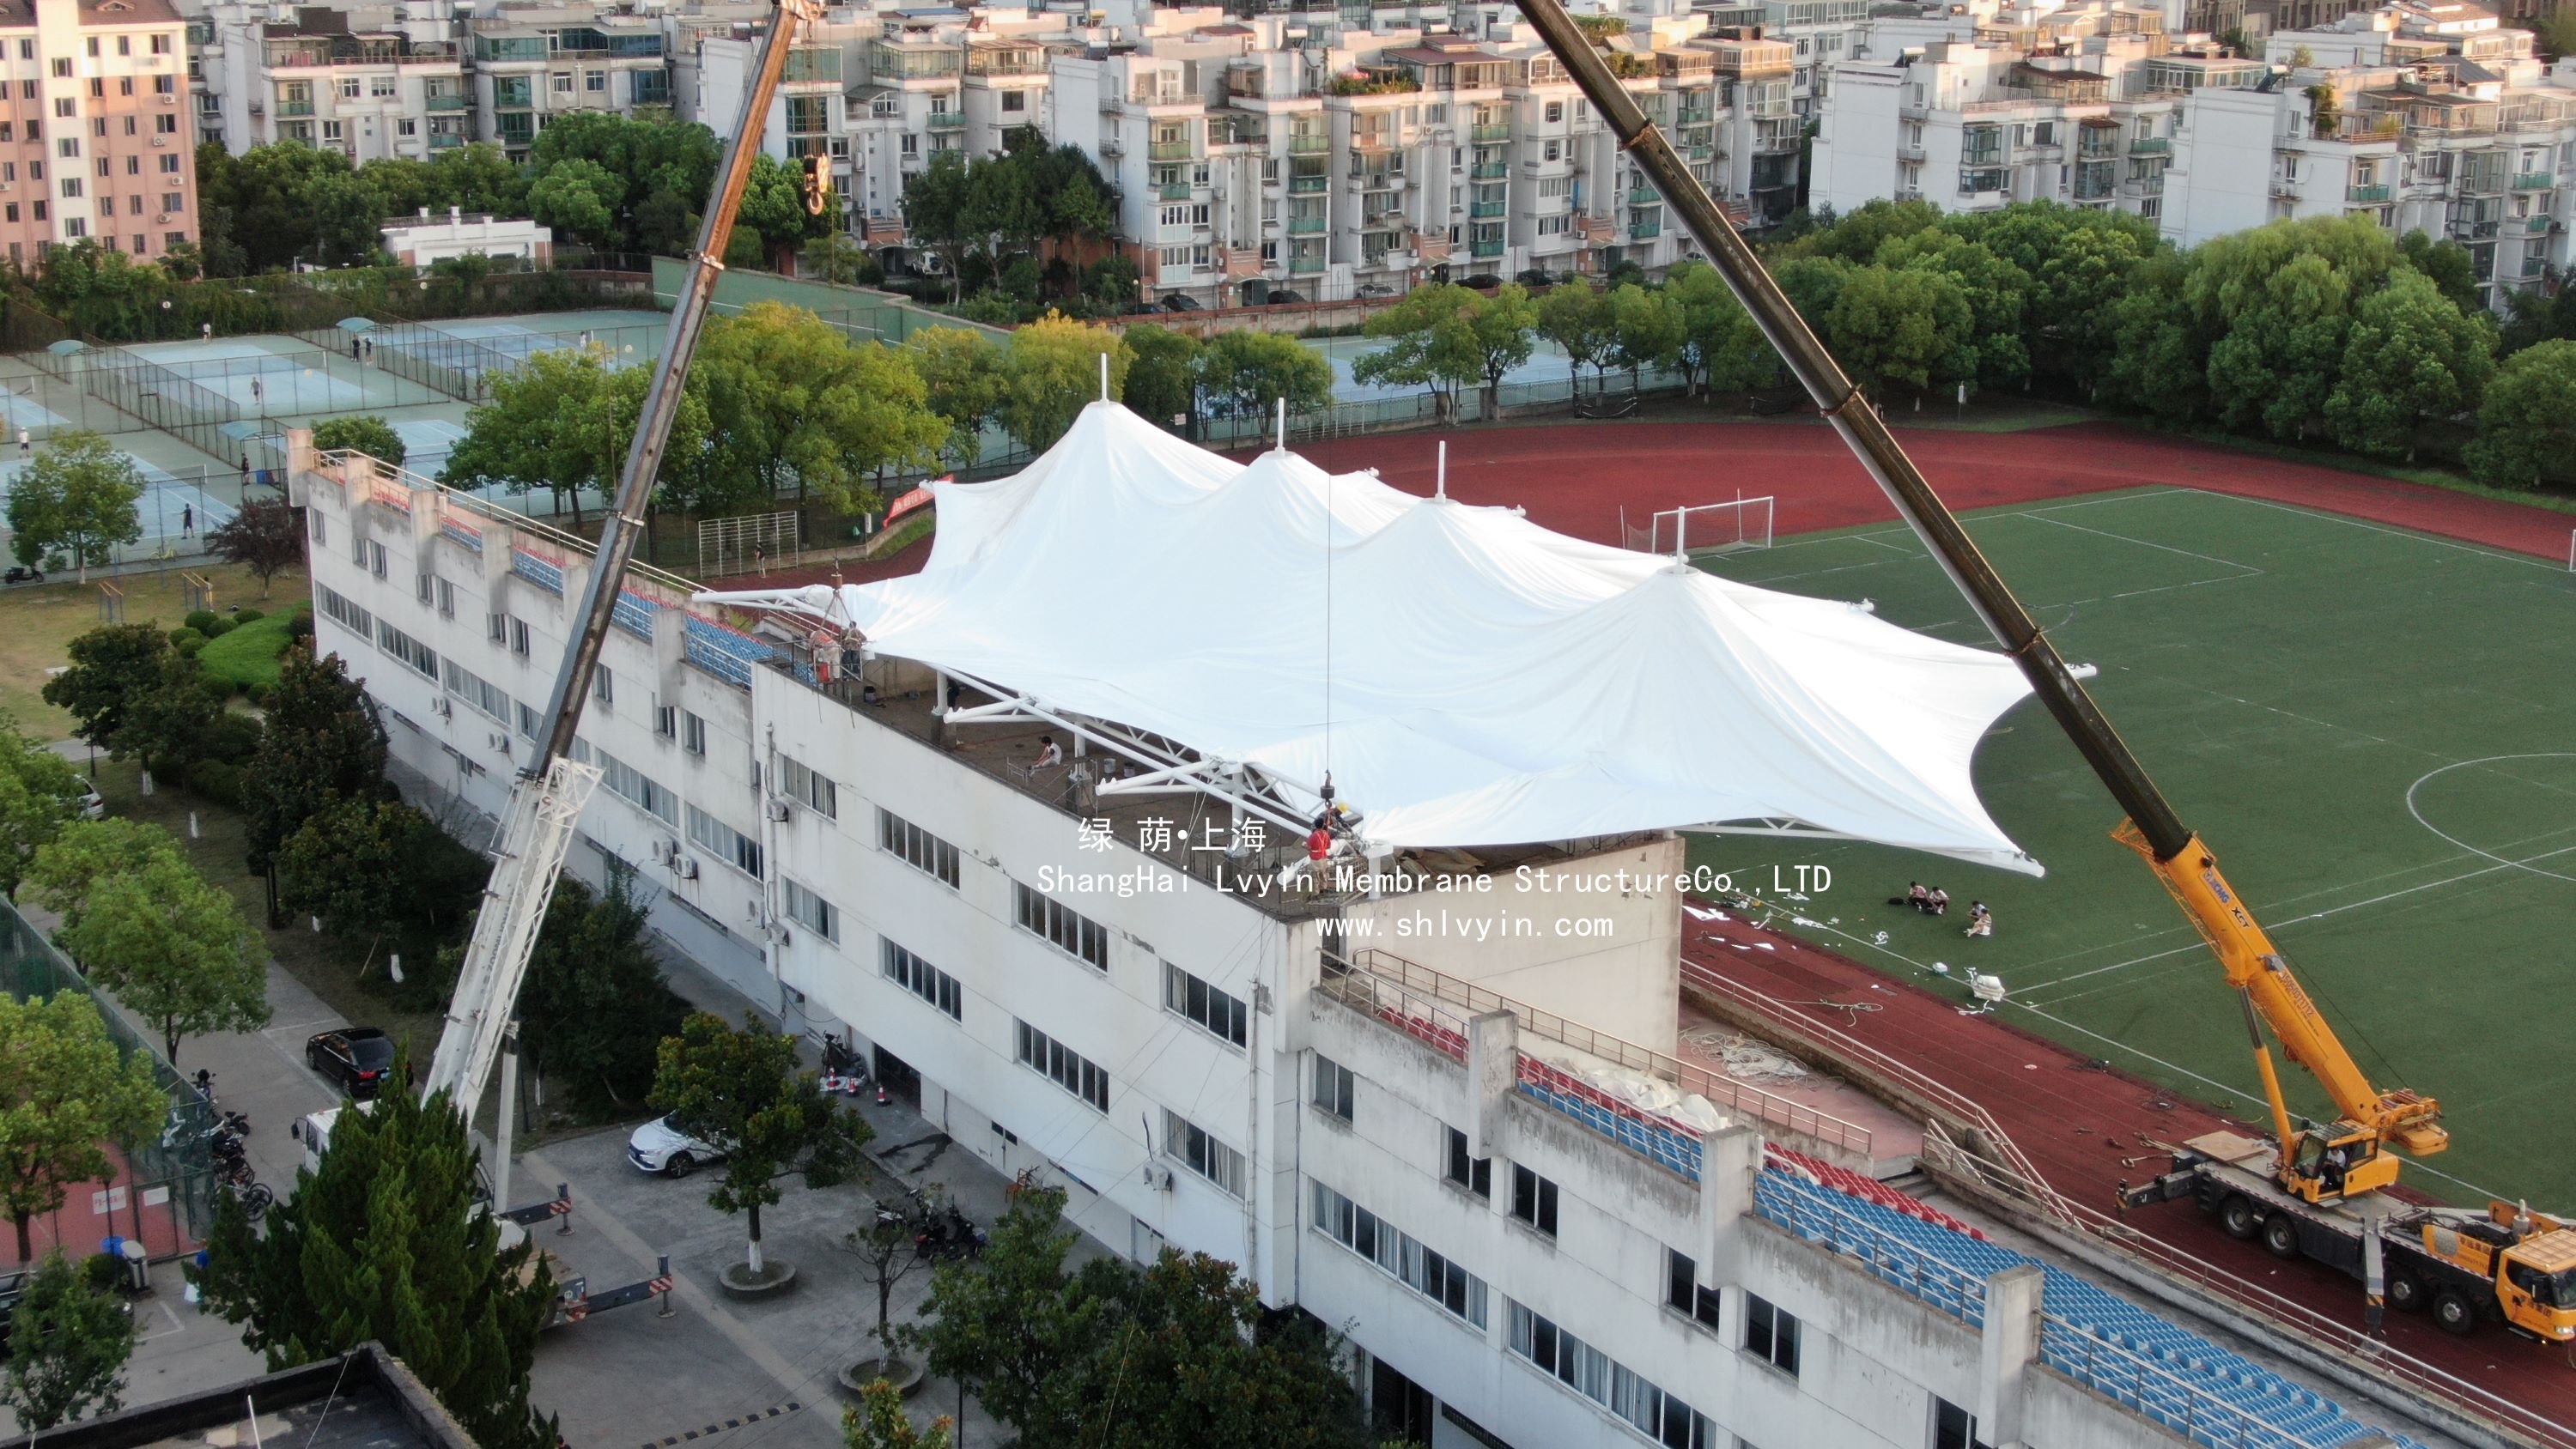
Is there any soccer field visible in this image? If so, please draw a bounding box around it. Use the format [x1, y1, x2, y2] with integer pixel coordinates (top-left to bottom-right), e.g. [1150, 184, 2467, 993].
[1691, 485, 2576, 1207]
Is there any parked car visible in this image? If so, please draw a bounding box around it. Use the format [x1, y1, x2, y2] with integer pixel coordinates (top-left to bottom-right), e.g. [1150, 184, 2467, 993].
[1163, 294, 1203, 312]
[1130, 298, 1164, 314]
[1459, 274, 1504, 290]
[1265, 288, 1305, 305]
[74, 778, 103, 820]
[1515, 269, 1557, 288]
[305, 1028, 395, 1099]
[628, 1113, 731, 1179]
[1355, 282, 1398, 299]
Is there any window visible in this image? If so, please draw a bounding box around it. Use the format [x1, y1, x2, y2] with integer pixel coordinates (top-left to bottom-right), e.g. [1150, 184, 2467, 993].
[316, 584, 370, 636]
[783, 877, 840, 942]
[1745, 1294, 1801, 1377]
[368, 540, 387, 578]
[398, 118, 416, 136]
[374, 620, 438, 679]
[777, 755, 836, 817]
[1543, 139, 1561, 161]
[337, 77, 359, 99]
[1443, 1126, 1492, 1199]
[1013, 882, 1106, 968]
[158, 153, 179, 173]
[1311, 1181, 1488, 1328]
[549, 70, 573, 95]
[440, 659, 509, 724]
[50, 58, 68, 76]
[1001, 89, 1024, 112]
[57, 177, 78, 197]
[309, 511, 328, 546]
[1162, 1109, 1243, 1197]
[155, 113, 175, 135]
[151, 34, 170, 54]
[1016, 1021, 1108, 1112]
[881, 938, 962, 1021]
[1310, 1052, 1353, 1121]
[1545, 100, 1562, 123]
[878, 809, 959, 886]
[516, 701, 540, 742]
[436, 578, 455, 618]
[116, 35, 129, 55]
[1665, 1249, 1722, 1333]
[83, 38, 96, 56]
[371, 76, 395, 97]
[1163, 962, 1248, 1047]
[686, 805, 762, 879]
[575, 741, 677, 825]
[1508, 1302, 1717, 1447]
[487, 612, 507, 645]
[653, 703, 676, 741]
[592, 666, 612, 707]
[55, 138, 75, 159]
[511, 618, 531, 658]
[1510, 1165, 1559, 1237]
[322, 120, 343, 142]
[681, 709, 707, 756]
[1934, 1400, 1994, 1449]
[585, 70, 606, 92]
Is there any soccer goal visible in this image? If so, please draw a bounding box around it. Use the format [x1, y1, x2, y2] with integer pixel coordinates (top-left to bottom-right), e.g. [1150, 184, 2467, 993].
[1620, 497, 1775, 557]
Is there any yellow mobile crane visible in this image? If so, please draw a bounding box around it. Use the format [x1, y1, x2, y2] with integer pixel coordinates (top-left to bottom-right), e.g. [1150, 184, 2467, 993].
[1497, 0, 2576, 1347]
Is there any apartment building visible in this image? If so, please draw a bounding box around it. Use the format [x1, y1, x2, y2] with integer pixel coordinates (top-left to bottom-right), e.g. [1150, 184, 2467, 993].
[466, 4, 666, 159]
[0, 0, 195, 267]
[2162, 0, 2575, 310]
[292, 415, 2452, 1449]
[1814, 0, 2223, 223]
[207, 14, 466, 162]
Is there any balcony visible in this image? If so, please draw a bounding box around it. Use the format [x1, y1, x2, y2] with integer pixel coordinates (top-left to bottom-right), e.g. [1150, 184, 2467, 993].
[1288, 133, 1330, 155]
[1350, 130, 1394, 153]
[2514, 172, 2556, 191]
[1471, 236, 1504, 257]
[428, 133, 465, 149]
[1471, 161, 1508, 180]
[1628, 185, 1662, 205]
[1100, 136, 1124, 158]
[1897, 142, 1926, 162]
[2129, 136, 2170, 155]
[1159, 182, 1193, 201]
[1472, 122, 1511, 142]
[1628, 215, 1661, 239]
[2517, 213, 2554, 235]
[1288, 216, 1327, 233]
[1289, 174, 1328, 194]
[927, 111, 966, 131]
[2348, 182, 2391, 203]
[1290, 256, 1326, 274]
[277, 99, 315, 116]
[1469, 200, 1505, 218]
[1148, 139, 1193, 161]
[425, 94, 468, 112]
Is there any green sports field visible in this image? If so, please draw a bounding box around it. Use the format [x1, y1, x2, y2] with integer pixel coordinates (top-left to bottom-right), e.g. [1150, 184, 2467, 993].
[1690, 486, 2576, 1207]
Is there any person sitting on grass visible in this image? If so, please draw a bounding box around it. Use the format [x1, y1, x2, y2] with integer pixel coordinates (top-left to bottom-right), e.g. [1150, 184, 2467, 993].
[1963, 902, 1992, 938]
[1898, 881, 1928, 911]
[1927, 886, 1950, 916]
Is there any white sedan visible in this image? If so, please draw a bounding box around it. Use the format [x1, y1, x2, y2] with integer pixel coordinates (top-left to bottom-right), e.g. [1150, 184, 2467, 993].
[626, 1113, 728, 1178]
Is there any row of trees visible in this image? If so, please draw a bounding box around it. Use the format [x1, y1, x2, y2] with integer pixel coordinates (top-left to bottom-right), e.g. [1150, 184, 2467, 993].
[897, 135, 1122, 319]
[191, 114, 836, 277]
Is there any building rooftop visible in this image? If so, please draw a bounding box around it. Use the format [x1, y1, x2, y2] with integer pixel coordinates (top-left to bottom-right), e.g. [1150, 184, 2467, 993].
[0, 0, 182, 26]
[0, 1345, 473, 1449]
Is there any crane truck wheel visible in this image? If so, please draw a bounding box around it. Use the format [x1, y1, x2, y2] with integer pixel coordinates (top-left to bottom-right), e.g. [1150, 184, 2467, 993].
[2219, 1196, 2262, 1240]
[2433, 1288, 2478, 1336]
[2261, 1214, 2302, 1259]
[2385, 1271, 2427, 1313]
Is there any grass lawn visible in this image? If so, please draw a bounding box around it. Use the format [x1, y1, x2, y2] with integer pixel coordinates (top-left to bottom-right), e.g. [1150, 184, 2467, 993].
[197, 602, 314, 692]
[1695, 486, 2576, 1207]
[0, 561, 307, 740]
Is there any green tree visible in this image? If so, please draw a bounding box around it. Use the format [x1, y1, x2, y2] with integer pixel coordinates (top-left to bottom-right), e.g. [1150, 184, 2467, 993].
[276, 796, 434, 972]
[805, 233, 879, 287]
[2323, 268, 2496, 459]
[244, 644, 386, 875]
[204, 500, 306, 599]
[526, 158, 626, 250]
[2465, 337, 2576, 488]
[1534, 280, 1615, 391]
[21, 818, 174, 934]
[109, 650, 230, 775]
[912, 1185, 1097, 1445]
[6, 432, 143, 579]
[1666, 260, 1777, 397]
[2187, 215, 2405, 440]
[1455, 282, 1540, 416]
[902, 151, 975, 302]
[1200, 329, 1334, 422]
[1120, 324, 1204, 434]
[310, 414, 408, 468]
[1353, 283, 1488, 419]
[911, 327, 1011, 467]
[37, 846, 266, 1065]
[1001, 312, 1132, 452]
[0, 1251, 137, 1428]
[0, 992, 164, 1262]
[1880, 231, 2033, 389]
[694, 301, 947, 516]
[443, 348, 711, 526]
[2397, 229, 2481, 312]
[515, 873, 687, 1119]
[0, 710, 86, 896]
[195, 143, 386, 272]
[1824, 264, 1975, 396]
[842, 1381, 953, 1449]
[41, 624, 175, 754]
[1784, 196, 1943, 263]
[2542, 7, 2576, 58]
[649, 1012, 870, 1278]
[1603, 282, 1684, 391]
[194, 1082, 560, 1449]
[839, 1197, 932, 1369]
[2102, 247, 2205, 420]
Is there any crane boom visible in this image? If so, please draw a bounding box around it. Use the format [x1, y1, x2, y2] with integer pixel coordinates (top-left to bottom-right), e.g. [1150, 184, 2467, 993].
[422, 0, 822, 1117]
[1502, 0, 2443, 1183]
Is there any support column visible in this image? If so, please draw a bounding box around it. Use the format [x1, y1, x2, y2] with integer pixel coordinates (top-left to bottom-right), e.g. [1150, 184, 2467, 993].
[1464, 1009, 1516, 1158]
[651, 595, 687, 698]
[1699, 1123, 1761, 1270]
[1977, 1264, 2044, 1449]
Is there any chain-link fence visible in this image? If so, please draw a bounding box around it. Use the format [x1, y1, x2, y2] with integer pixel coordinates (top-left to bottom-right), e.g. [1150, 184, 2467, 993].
[0, 897, 216, 1266]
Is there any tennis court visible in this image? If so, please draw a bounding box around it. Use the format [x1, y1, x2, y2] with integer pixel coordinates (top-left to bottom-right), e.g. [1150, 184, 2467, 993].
[0, 444, 236, 560]
[1688, 486, 2576, 1205]
[114, 335, 432, 415]
[362, 308, 668, 400]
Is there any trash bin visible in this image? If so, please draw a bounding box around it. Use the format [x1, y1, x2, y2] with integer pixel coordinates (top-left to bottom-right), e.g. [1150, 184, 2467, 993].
[119, 1237, 149, 1292]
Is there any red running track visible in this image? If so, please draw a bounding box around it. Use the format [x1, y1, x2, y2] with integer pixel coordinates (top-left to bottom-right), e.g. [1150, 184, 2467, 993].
[1682, 914, 2576, 1438]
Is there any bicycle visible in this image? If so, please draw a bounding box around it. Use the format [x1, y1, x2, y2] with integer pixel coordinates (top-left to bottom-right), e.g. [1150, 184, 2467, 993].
[221, 1177, 273, 1222]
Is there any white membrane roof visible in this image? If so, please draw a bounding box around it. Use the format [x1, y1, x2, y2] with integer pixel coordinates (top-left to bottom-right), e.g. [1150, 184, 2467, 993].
[700, 402, 2044, 873]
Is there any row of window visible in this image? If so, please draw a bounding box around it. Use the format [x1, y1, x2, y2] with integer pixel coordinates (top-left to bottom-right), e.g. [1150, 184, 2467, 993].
[1015, 1019, 1109, 1113]
[375, 619, 437, 680]
[783, 877, 837, 943]
[1163, 1107, 1244, 1197]
[440, 658, 508, 725]
[881, 937, 961, 1022]
[879, 807, 959, 887]
[778, 754, 837, 818]
[316, 584, 370, 638]
[574, 740, 677, 826]
[1014, 881, 1107, 969]
[686, 804, 762, 881]
[1508, 1301, 1722, 1449]
[1311, 1180, 1490, 1329]
[1437, 1123, 1561, 1239]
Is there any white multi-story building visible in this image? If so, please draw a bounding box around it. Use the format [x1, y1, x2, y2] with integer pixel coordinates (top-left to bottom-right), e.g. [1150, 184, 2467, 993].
[291, 415, 2460, 1449]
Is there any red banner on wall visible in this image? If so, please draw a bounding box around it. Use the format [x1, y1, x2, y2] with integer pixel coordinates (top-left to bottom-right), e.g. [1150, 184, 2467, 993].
[886, 476, 948, 525]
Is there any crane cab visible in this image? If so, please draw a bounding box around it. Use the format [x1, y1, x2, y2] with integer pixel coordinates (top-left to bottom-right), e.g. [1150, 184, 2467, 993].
[2281, 1122, 2395, 1203]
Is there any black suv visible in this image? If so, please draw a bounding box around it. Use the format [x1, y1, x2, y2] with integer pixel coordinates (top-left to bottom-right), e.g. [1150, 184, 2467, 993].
[307, 1028, 396, 1098]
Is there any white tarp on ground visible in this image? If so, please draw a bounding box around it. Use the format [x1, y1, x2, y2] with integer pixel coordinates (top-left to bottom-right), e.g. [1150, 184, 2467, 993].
[700, 401, 2045, 872]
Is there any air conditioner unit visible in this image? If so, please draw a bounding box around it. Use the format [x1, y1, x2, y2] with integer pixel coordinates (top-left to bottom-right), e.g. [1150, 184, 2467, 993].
[764, 797, 793, 823]
[0, 184, 13, 193]
[157, 94, 174, 105]
[150, 136, 167, 146]
[487, 731, 509, 753]
[430, 696, 452, 718]
[1142, 1165, 1175, 1191]
[649, 838, 673, 864]
[672, 856, 699, 880]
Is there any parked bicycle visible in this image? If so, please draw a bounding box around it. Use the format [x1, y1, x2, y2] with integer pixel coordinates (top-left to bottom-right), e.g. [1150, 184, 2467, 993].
[221, 1177, 273, 1222]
